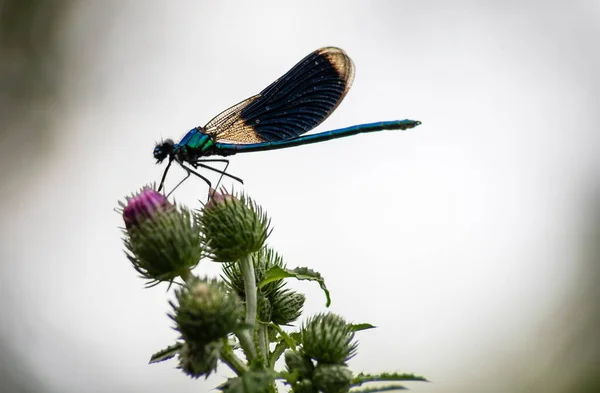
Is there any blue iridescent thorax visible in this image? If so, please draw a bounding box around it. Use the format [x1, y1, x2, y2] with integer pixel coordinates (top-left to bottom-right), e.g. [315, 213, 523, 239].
[177, 128, 215, 155]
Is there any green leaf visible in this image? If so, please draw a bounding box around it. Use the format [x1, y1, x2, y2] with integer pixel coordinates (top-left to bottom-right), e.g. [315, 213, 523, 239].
[258, 266, 331, 307]
[289, 332, 301, 344]
[269, 323, 297, 351]
[148, 342, 182, 364]
[350, 384, 408, 393]
[217, 369, 277, 393]
[352, 372, 429, 386]
[277, 370, 299, 385]
[349, 323, 377, 332]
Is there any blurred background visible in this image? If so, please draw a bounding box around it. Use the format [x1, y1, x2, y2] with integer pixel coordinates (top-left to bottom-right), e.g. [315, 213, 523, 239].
[1, 1, 599, 392]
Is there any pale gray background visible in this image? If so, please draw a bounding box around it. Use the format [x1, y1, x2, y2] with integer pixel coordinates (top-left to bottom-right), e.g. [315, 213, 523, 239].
[1, 1, 599, 392]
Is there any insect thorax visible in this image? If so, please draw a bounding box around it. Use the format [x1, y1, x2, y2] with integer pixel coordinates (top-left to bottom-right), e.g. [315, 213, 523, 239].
[176, 130, 217, 162]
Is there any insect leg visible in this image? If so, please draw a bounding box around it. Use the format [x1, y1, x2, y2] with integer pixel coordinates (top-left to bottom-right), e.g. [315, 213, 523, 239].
[158, 159, 173, 192]
[192, 159, 244, 184]
[166, 171, 191, 198]
[209, 160, 229, 194]
[175, 158, 212, 188]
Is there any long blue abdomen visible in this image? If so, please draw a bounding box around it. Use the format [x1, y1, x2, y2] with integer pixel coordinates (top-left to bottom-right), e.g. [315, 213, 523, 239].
[215, 120, 420, 153]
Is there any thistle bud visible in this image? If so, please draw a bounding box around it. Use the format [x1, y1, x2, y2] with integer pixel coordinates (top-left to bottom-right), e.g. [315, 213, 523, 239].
[271, 290, 305, 325]
[199, 188, 270, 262]
[257, 294, 272, 322]
[119, 187, 202, 284]
[293, 379, 317, 393]
[312, 364, 353, 393]
[178, 340, 223, 379]
[285, 350, 314, 378]
[300, 313, 358, 365]
[170, 278, 243, 345]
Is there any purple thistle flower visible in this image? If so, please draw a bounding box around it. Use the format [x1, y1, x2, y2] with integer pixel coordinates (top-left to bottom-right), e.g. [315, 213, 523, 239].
[205, 187, 235, 210]
[123, 187, 173, 229]
[118, 186, 203, 285]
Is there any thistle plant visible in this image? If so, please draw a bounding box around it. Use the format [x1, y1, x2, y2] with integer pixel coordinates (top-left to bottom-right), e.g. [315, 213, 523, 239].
[118, 186, 428, 392]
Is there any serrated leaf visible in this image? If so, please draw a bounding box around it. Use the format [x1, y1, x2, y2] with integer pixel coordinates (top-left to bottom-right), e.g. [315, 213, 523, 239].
[350, 384, 408, 393]
[289, 332, 301, 343]
[349, 323, 377, 332]
[217, 369, 277, 393]
[149, 342, 182, 364]
[352, 372, 429, 386]
[258, 266, 331, 307]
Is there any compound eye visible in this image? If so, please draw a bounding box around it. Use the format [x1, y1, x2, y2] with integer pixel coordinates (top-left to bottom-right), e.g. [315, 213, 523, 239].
[153, 146, 166, 161]
[154, 139, 175, 162]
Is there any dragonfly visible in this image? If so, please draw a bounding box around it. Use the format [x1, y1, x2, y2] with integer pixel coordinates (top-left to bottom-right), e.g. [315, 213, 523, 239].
[153, 47, 421, 194]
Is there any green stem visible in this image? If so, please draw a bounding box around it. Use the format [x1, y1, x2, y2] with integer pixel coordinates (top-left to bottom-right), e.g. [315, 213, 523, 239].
[269, 340, 288, 369]
[220, 344, 248, 375]
[258, 324, 268, 367]
[237, 254, 258, 360]
[240, 254, 258, 324]
[237, 330, 256, 362]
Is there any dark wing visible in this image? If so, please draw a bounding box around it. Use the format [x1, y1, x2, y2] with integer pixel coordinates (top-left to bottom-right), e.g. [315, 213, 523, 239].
[204, 47, 355, 143]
